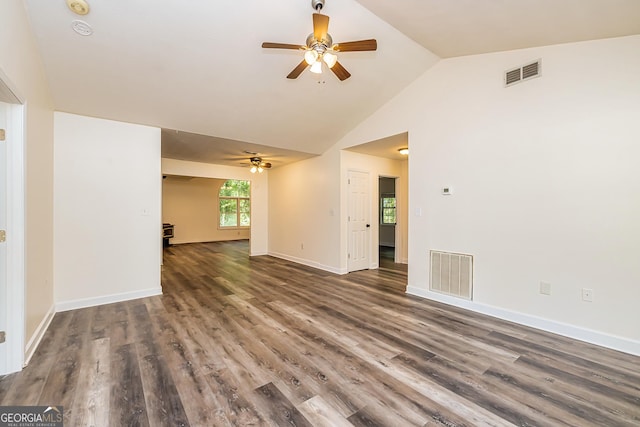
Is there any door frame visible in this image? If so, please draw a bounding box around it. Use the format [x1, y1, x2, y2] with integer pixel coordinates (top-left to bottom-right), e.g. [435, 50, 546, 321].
[0, 69, 26, 374]
[378, 175, 399, 263]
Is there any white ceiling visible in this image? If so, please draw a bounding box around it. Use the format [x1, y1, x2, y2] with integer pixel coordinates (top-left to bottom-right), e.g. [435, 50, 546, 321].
[161, 129, 316, 168]
[344, 132, 409, 161]
[25, 0, 640, 167]
[355, 0, 640, 58]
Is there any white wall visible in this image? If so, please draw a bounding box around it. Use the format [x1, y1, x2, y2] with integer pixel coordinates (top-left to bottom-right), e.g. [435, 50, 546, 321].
[398, 159, 409, 263]
[0, 1, 55, 360]
[162, 177, 251, 244]
[336, 35, 640, 354]
[161, 158, 268, 256]
[54, 113, 162, 309]
[268, 151, 342, 273]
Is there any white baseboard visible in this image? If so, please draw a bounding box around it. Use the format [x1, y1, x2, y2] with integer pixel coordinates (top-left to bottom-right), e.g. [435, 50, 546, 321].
[24, 304, 55, 367]
[250, 251, 268, 257]
[56, 287, 163, 312]
[268, 251, 347, 275]
[406, 286, 640, 356]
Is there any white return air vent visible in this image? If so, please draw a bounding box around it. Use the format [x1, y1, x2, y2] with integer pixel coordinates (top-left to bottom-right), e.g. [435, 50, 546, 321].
[430, 250, 473, 300]
[505, 59, 541, 87]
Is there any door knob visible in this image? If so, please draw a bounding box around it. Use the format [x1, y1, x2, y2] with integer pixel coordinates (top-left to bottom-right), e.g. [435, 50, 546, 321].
[366, 224, 370, 228]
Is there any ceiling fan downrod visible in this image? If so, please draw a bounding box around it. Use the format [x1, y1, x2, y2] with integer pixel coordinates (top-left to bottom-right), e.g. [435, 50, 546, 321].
[312, 0, 324, 12]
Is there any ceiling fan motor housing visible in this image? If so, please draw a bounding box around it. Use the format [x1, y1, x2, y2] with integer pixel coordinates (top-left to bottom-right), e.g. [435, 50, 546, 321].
[312, 0, 325, 11]
[306, 33, 332, 50]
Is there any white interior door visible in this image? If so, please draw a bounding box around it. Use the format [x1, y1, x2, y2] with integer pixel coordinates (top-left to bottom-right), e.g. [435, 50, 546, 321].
[0, 101, 8, 373]
[348, 170, 370, 272]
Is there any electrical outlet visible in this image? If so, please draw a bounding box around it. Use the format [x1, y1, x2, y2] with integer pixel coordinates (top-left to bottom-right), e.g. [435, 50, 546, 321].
[301, 243, 304, 250]
[582, 288, 593, 302]
[539, 282, 551, 295]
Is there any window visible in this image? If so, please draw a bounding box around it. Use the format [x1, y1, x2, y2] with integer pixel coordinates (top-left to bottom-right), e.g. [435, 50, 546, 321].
[219, 180, 250, 228]
[381, 195, 396, 225]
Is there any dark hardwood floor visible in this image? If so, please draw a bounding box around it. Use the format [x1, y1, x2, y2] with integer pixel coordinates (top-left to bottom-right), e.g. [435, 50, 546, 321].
[1, 240, 639, 426]
[379, 246, 406, 272]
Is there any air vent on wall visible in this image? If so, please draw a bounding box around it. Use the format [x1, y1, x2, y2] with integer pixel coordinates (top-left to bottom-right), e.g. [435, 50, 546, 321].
[430, 250, 473, 300]
[505, 59, 541, 87]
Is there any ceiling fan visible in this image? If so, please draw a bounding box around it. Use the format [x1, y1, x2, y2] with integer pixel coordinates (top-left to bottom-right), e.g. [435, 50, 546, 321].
[249, 157, 272, 173]
[261, 0, 377, 81]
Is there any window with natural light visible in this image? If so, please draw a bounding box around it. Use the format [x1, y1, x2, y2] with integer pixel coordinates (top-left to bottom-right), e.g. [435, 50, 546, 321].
[219, 180, 250, 228]
[381, 196, 396, 225]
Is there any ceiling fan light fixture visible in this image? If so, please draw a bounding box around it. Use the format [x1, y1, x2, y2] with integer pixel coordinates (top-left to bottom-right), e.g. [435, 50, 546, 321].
[323, 51, 337, 68]
[261, 1, 377, 81]
[310, 60, 323, 74]
[249, 156, 270, 173]
[304, 49, 319, 65]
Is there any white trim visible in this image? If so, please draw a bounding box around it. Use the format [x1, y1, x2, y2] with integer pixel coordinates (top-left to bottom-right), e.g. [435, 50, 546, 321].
[56, 287, 163, 312]
[250, 251, 268, 257]
[268, 251, 347, 275]
[4, 100, 26, 374]
[406, 286, 640, 356]
[23, 304, 55, 367]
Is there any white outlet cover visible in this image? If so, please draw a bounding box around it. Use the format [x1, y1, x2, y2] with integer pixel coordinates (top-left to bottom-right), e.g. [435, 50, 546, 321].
[540, 282, 551, 295]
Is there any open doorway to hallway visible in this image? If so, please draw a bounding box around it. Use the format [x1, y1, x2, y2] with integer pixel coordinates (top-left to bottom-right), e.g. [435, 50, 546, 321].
[0, 74, 26, 375]
[343, 131, 409, 273]
[378, 176, 407, 272]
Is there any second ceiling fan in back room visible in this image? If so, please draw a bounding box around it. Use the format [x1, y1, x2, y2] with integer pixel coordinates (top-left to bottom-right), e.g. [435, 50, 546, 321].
[261, 0, 377, 81]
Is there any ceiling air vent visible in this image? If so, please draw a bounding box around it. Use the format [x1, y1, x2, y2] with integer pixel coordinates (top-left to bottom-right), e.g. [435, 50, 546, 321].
[505, 59, 541, 87]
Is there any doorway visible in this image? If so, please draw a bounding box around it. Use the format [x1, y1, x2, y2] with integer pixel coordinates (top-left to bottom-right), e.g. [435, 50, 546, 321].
[0, 73, 26, 375]
[379, 176, 397, 268]
[0, 101, 7, 373]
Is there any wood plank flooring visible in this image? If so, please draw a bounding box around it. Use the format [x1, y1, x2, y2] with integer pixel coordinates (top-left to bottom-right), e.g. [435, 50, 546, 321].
[1, 240, 639, 426]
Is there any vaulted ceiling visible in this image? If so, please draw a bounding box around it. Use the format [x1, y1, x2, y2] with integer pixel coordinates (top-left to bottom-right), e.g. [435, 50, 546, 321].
[25, 0, 640, 167]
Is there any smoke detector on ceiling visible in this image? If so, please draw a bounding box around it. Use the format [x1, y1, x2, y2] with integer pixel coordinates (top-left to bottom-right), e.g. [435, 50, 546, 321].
[71, 20, 93, 36]
[66, 0, 90, 15]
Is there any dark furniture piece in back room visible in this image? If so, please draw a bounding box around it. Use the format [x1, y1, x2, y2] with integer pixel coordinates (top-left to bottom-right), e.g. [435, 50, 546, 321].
[162, 223, 174, 247]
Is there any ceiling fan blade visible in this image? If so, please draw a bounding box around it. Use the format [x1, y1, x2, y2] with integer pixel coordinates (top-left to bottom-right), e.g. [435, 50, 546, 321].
[313, 13, 329, 41]
[287, 60, 308, 79]
[334, 39, 377, 52]
[262, 42, 304, 50]
[331, 61, 351, 81]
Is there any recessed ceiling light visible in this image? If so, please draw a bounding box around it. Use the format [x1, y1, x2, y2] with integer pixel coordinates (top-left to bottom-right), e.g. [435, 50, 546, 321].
[398, 148, 409, 155]
[71, 20, 93, 36]
[66, 0, 90, 15]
